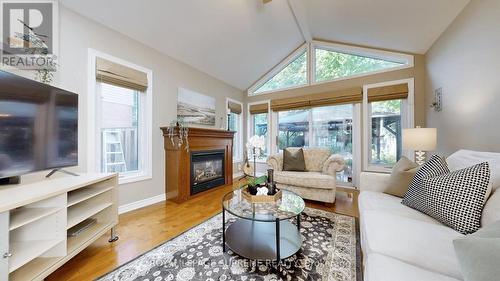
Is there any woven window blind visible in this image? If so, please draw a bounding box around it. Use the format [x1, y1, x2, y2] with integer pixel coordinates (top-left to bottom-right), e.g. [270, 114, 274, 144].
[228, 101, 242, 114]
[367, 83, 408, 102]
[249, 103, 269, 114]
[96, 58, 148, 92]
[270, 87, 362, 111]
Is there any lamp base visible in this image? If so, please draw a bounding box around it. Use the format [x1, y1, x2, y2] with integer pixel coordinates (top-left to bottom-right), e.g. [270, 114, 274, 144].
[415, 150, 426, 166]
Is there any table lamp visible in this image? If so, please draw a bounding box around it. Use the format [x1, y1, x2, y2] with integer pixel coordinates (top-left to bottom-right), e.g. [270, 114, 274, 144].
[403, 126, 437, 165]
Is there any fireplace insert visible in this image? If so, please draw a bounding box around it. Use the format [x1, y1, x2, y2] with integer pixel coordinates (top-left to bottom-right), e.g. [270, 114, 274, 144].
[190, 150, 225, 195]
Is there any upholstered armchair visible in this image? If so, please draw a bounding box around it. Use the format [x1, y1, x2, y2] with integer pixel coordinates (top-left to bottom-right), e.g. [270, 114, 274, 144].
[267, 147, 345, 203]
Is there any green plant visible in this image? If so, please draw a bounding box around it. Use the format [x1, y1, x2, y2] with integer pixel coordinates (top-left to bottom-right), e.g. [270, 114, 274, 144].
[242, 175, 267, 188]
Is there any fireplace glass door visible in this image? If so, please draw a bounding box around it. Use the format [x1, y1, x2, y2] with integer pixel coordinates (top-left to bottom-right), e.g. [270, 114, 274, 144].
[190, 150, 225, 195]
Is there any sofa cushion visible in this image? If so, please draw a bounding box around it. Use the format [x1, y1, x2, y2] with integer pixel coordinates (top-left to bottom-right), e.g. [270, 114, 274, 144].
[453, 220, 500, 281]
[362, 210, 464, 279]
[365, 253, 461, 281]
[402, 155, 450, 211]
[482, 189, 500, 226]
[447, 150, 500, 191]
[358, 191, 440, 225]
[283, 148, 306, 171]
[420, 162, 491, 234]
[386, 156, 419, 197]
[274, 171, 334, 189]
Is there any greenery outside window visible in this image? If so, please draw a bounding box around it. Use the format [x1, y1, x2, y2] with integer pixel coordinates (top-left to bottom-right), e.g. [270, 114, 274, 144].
[315, 48, 403, 83]
[249, 41, 413, 96]
[277, 105, 354, 183]
[251, 113, 268, 160]
[254, 50, 307, 94]
[368, 99, 403, 167]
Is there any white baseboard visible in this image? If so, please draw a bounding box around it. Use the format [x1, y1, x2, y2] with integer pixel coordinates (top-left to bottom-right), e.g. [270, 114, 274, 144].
[118, 193, 166, 214]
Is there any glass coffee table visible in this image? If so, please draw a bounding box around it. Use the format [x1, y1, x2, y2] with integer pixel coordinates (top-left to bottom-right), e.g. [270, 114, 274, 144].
[222, 188, 305, 263]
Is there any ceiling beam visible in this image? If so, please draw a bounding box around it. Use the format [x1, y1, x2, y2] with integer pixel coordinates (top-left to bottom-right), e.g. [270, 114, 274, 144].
[287, 0, 312, 42]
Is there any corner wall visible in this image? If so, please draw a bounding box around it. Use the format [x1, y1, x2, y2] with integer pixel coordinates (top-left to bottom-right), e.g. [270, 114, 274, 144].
[425, 0, 500, 155]
[4, 6, 245, 206]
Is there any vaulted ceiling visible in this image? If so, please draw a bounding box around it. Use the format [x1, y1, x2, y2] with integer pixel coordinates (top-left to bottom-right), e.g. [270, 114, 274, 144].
[60, 0, 470, 90]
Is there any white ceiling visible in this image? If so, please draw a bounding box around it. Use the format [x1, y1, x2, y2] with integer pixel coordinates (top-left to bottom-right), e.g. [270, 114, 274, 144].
[60, 0, 470, 90]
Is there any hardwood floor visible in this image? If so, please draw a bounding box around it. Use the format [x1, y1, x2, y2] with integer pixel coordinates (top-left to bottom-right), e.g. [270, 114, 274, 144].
[47, 181, 359, 281]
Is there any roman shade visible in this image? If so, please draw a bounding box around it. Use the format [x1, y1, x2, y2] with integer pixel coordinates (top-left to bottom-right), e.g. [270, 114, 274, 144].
[270, 87, 362, 111]
[228, 101, 242, 114]
[96, 58, 148, 92]
[249, 103, 269, 114]
[367, 83, 408, 102]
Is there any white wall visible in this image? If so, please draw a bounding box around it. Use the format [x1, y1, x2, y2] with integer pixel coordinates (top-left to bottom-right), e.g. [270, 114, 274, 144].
[4, 6, 245, 206]
[426, 0, 500, 155]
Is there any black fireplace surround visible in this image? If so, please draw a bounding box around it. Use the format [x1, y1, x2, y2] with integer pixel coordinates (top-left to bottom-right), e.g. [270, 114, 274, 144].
[190, 149, 225, 195]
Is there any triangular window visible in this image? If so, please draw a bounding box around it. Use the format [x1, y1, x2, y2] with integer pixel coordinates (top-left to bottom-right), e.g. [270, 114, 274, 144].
[315, 48, 404, 82]
[254, 50, 307, 94]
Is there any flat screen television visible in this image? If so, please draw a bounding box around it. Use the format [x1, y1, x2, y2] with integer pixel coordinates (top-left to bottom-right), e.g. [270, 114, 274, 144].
[0, 70, 78, 179]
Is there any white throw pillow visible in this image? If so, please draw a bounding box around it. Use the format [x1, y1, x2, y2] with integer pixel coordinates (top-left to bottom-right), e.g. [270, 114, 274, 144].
[447, 150, 500, 191]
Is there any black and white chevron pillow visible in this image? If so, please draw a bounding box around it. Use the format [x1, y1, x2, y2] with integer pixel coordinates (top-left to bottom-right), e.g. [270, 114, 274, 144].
[402, 155, 491, 234]
[423, 162, 490, 234]
[402, 155, 450, 211]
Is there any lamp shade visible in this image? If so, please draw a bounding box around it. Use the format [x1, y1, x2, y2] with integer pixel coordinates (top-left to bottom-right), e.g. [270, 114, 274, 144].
[403, 127, 437, 151]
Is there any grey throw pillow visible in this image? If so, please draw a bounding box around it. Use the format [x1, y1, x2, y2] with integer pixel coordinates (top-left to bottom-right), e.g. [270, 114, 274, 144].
[283, 148, 306, 172]
[453, 220, 500, 281]
[385, 156, 419, 197]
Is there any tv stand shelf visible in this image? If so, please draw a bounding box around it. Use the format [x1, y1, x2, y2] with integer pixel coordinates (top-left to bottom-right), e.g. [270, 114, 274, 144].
[0, 173, 118, 281]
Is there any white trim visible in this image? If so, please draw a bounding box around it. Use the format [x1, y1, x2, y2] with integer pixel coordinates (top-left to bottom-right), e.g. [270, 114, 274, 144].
[248, 41, 414, 96]
[248, 43, 308, 95]
[118, 193, 166, 214]
[87, 49, 153, 185]
[352, 103, 362, 188]
[226, 97, 244, 162]
[362, 78, 415, 173]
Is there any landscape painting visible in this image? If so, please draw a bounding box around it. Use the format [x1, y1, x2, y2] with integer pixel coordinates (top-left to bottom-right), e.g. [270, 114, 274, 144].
[177, 88, 216, 126]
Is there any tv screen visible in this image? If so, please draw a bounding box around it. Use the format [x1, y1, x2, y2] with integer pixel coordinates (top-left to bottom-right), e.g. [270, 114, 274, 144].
[0, 71, 78, 179]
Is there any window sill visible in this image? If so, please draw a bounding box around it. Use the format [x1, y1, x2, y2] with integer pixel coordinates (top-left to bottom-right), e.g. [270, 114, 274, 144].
[364, 165, 392, 174]
[118, 173, 152, 185]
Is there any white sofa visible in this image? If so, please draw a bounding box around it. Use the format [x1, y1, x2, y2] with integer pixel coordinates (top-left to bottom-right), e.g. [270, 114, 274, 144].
[359, 150, 500, 281]
[267, 147, 345, 203]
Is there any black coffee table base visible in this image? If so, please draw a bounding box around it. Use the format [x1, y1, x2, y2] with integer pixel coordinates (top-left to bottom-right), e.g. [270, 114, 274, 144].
[224, 218, 302, 263]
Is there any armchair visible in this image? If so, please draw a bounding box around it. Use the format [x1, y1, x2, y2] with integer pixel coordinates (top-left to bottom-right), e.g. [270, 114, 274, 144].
[267, 147, 345, 203]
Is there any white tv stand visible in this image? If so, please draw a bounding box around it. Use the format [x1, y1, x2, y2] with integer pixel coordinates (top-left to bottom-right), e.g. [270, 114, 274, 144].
[0, 173, 119, 281]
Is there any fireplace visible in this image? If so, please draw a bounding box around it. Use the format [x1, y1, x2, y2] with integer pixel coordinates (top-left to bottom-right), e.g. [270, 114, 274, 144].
[190, 150, 225, 195]
[161, 127, 234, 203]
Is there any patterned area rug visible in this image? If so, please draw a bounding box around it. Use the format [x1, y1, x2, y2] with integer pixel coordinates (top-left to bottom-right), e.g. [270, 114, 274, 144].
[98, 207, 361, 281]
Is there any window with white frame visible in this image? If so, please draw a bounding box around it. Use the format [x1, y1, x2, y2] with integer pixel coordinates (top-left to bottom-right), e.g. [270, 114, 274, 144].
[92, 54, 152, 183]
[249, 41, 413, 96]
[98, 83, 142, 174]
[314, 47, 404, 83]
[249, 103, 269, 160]
[364, 80, 413, 172]
[227, 99, 243, 162]
[276, 104, 355, 184]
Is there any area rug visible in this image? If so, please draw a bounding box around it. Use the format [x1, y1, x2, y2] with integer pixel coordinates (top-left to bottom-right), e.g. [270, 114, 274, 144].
[97, 207, 361, 281]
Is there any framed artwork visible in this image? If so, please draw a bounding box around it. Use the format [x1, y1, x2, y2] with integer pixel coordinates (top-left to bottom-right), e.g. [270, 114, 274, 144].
[177, 87, 216, 126]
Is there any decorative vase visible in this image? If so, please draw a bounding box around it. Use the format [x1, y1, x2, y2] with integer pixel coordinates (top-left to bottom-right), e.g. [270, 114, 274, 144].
[266, 169, 275, 195]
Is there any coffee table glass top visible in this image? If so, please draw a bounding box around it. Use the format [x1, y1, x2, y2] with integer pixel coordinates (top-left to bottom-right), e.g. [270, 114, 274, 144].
[222, 188, 305, 222]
